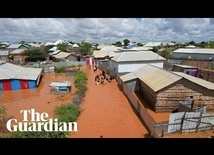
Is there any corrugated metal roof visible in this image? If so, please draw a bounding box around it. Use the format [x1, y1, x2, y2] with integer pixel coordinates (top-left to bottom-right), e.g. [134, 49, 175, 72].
[10, 49, 26, 54]
[133, 65, 182, 92]
[0, 63, 25, 79]
[15, 68, 43, 80]
[173, 48, 214, 54]
[173, 72, 214, 90]
[0, 71, 10, 79]
[7, 44, 22, 49]
[93, 50, 107, 58]
[121, 65, 214, 92]
[137, 46, 152, 51]
[143, 42, 162, 47]
[72, 44, 79, 48]
[52, 52, 71, 59]
[27, 43, 42, 48]
[111, 51, 166, 62]
[0, 50, 9, 55]
[49, 50, 61, 55]
[93, 50, 119, 58]
[173, 64, 198, 69]
[0, 63, 42, 80]
[120, 73, 137, 82]
[49, 46, 58, 51]
[50, 81, 71, 87]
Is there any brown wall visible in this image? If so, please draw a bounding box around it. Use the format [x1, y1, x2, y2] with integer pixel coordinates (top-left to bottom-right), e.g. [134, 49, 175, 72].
[139, 81, 157, 111]
[138, 78, 214, 112]
[13, 55, 26, 62]
[119, 77, 169, 137]
[156, 82, 201, 112]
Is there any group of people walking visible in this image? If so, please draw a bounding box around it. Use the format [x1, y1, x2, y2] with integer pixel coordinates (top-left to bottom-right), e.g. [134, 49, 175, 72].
[94, 69, 113, 86]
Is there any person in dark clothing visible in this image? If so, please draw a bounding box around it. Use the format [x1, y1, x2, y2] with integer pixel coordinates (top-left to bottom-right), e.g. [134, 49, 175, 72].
[102, 71, 106, 79]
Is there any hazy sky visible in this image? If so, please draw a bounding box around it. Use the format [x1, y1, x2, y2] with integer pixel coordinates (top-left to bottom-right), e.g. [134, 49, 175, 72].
[1, 18, 214, 44]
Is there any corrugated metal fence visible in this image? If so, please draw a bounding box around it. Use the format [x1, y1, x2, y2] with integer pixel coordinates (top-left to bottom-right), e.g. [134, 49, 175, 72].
[168, 112, 214, 134]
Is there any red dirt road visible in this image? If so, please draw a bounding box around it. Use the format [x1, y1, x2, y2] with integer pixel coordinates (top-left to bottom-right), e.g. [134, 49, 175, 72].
[70, 65, 149, 138]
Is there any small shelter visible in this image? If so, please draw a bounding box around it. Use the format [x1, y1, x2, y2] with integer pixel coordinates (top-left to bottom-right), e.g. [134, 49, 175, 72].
[50, 81, 71, 94]
[171, 64, 199, 77]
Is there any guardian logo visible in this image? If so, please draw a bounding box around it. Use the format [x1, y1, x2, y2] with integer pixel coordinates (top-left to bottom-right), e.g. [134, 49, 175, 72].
[6, 109, 78, 132]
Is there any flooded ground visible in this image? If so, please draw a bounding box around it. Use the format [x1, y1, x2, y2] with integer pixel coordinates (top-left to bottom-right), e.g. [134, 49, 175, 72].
[0, 65, 149, 138]
[0, 64, 213, 138]
[0, 72, 74, 134]
[70, 65, 148, 138]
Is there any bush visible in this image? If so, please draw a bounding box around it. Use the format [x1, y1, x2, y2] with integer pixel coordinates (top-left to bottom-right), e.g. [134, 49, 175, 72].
[54, 66, 66, 73]
[54, 104, 81, 122]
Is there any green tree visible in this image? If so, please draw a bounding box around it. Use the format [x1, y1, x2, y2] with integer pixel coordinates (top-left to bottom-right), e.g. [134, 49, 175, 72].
[123, 39, 130, 46]
[152, 46, 161, 53]
[114, 41, 122, 47]
[197, 41, 207, 48]
[137, 42, 144, 46]
[208, 41, 214, 48]
[79, 41, 92, 56]
[69, 41, 75, 44]
[57, 43, 69, 52]
[22, 49, 46, 62]
[43, 45, 55, 55]
[188, 41, 196, 46]
[160, 49, 171, 59]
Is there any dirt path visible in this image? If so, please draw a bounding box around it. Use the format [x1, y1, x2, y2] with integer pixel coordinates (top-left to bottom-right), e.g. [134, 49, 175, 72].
[70, 65, 149, 138]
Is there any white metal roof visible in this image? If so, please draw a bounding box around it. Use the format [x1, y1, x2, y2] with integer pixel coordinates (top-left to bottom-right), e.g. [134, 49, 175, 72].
[143, 42, 162, 47]
[49, 46, 58, 51]
[173, 48, 214, 54]
[173, 64, 198, 69]
[7, 44, 22, 49]
[137, 46, 152, 51]
[98, 45, 123, 52]
[27, 43, 42, 48]
[50, 81, 71, 87]
[10, 49, 26, 54]
[49, 50, 61, 55]
[72, 44, 79, 48]
[15, 68, 43, 80]
[0, 63, 42, 80]
[111, 51, 166, 62]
